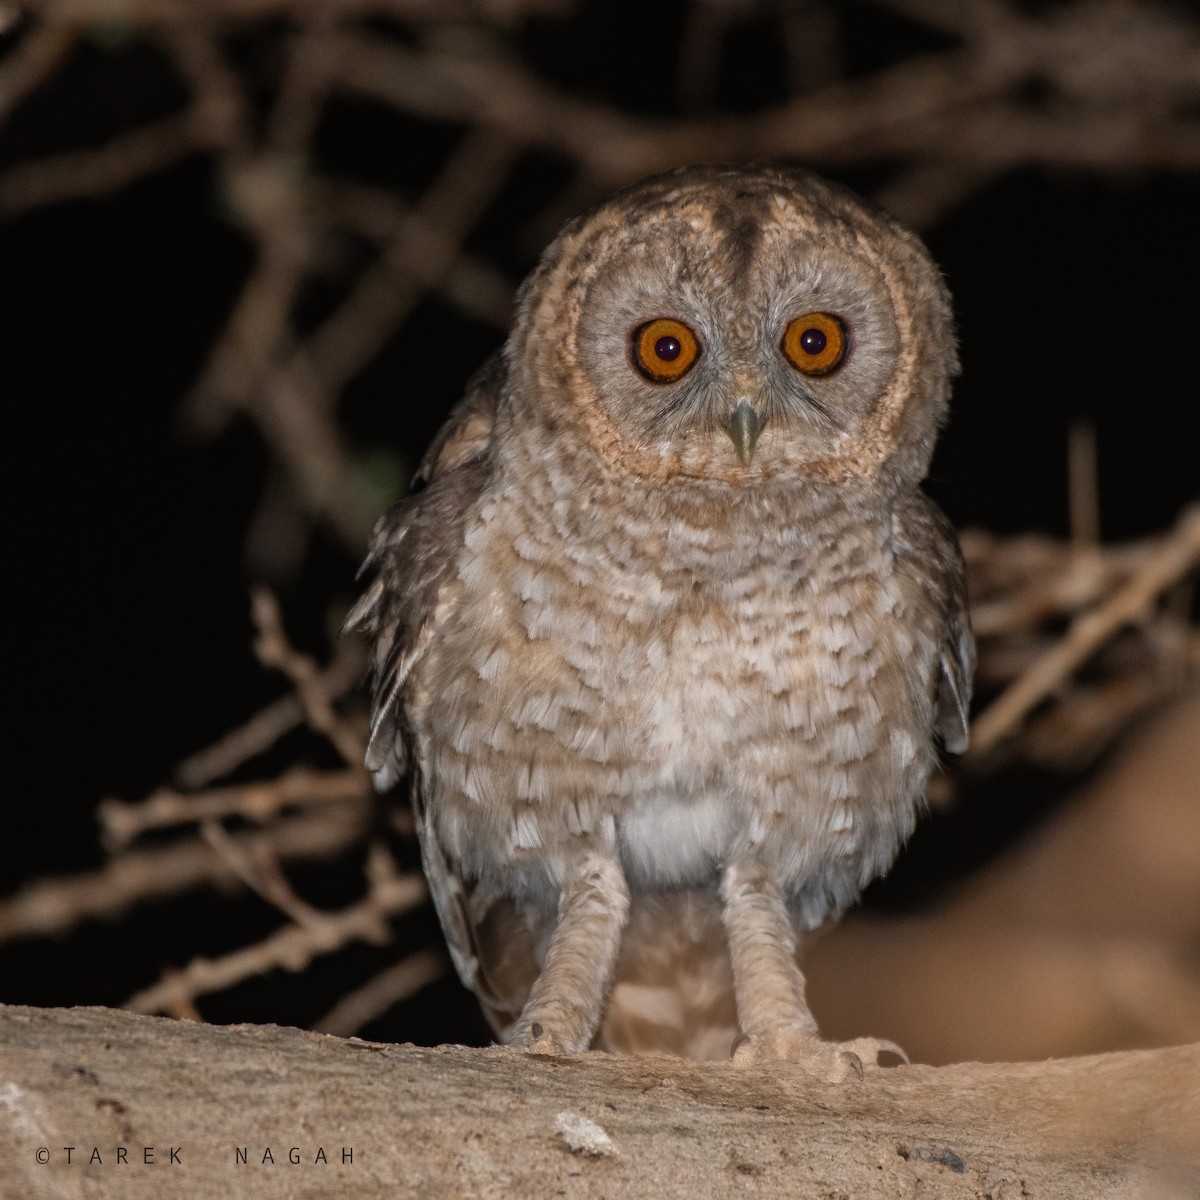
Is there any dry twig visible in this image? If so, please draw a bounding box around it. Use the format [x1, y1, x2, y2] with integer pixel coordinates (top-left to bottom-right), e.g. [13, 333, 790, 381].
[172, 636, 365, 789]
[250, 588, 366, 767]
[968, 505, 1200, 760]
[124, 847, 426, 1015]
[197, 818, 328, 927]
[99, 766, 368, 850]
[0, 807, 368, 942]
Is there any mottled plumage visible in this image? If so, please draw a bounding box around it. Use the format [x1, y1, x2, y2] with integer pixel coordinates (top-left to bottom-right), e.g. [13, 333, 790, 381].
[349, 164, 973, 1075]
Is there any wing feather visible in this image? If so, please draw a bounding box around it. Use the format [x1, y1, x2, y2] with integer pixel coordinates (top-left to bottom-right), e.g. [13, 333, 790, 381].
[347, 354, 521, 1011]
[346, 354, 502, 782]
[892, 491, 975, 755]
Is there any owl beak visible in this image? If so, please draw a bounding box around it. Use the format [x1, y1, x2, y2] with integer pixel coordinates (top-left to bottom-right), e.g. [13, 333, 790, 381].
[725, 401, 762, 467]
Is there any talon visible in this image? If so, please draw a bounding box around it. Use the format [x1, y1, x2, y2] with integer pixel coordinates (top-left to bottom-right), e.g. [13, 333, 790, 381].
[730, 1028, 902, 1082]
[844, 1037, 909, 1067]
[840, 1051, 864, 1081]
[510, 1017, 568, 1055]
[528, 1029, 562, 1054]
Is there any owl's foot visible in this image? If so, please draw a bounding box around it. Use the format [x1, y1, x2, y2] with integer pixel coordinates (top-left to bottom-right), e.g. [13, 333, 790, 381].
[505, 853, 628, 1058]
[508, 1019, 574, 1056]
[731, 1027, 907, 1082]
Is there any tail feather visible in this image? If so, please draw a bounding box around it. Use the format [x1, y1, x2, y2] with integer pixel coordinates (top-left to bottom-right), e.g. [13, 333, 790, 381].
[598, 891, 738, 1059]
[461, 885, 742, 1058]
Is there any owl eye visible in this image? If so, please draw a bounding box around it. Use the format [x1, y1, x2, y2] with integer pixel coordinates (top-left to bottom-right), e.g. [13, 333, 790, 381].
[781, 312, 848, 376]
[631, 318, 701, 383]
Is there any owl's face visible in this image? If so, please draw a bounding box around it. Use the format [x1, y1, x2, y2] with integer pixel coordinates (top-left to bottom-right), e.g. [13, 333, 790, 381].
[506, 165, 957, 490]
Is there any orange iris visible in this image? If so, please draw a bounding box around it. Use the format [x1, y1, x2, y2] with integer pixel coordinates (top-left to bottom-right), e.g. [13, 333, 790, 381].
[781, 312, 847, 376]
[631, 318, 701, 383]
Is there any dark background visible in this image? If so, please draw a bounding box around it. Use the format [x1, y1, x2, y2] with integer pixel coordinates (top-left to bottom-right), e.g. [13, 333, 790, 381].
[2, 0, 1197, 1047]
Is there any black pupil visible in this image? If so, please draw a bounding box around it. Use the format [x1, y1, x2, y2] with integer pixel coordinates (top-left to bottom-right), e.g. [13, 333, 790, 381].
[800, 327, 827, 356]
[654, 335, 681, 361]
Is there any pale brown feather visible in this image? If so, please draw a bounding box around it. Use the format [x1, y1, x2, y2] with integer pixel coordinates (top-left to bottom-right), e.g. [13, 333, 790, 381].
[345, 357, 501, 995]
[892, 490, 975, 755]
[352, 165, 975, 1063]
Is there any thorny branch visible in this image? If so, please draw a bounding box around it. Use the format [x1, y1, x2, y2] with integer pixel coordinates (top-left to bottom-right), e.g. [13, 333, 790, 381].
[0, 806, 369, 942]
[312, 946, 446, 1034]
[172, 635, 364, 790]
[123, 845, 427, 1016]
[250, 587, 366, 769]
[967, 505, 1200, 761]
[99, 765, 368, 851]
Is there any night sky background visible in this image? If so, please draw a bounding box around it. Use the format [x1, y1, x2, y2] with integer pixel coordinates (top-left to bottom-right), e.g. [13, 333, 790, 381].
[2, 0, 1197, 1048]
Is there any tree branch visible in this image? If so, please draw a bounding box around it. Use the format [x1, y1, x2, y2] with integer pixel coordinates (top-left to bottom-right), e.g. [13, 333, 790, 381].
[0, 1004, 1195, 1199]
[969, 505, 1200, 759]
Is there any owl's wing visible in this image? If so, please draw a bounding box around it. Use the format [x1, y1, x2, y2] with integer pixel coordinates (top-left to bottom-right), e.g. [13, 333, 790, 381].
[347, 353, 542, 1026]
[892, 491, 975, 755]
[346, 354, 502, 787]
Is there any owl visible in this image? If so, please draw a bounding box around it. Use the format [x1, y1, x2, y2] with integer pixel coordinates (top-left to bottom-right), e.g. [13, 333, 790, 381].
[349, 164, 974, 1079]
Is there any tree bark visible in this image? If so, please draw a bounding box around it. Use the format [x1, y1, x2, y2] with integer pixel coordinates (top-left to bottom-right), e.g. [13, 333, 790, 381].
[0, 1004, 1196, 1199]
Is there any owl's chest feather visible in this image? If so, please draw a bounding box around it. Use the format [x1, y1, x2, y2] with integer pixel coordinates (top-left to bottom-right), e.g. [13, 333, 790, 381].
[412, 467, 936, 901]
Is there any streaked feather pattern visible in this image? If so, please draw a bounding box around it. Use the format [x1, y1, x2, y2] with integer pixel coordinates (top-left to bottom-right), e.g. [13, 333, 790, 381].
[350, 165, 974, 1063]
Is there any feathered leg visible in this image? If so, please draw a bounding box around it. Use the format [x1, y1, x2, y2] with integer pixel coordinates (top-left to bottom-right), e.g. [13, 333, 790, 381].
[509, 853, 630, 1054]
[720, 860, 903, 1080]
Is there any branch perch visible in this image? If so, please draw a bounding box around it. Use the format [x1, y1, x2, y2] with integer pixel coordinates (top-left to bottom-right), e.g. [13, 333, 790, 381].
[0, 1005, 1195, 1200]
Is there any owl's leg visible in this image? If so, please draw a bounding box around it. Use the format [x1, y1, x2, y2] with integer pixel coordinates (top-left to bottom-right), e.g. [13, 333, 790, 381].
[509, 852, 630, 1055]
[720, 861, 902, 1081]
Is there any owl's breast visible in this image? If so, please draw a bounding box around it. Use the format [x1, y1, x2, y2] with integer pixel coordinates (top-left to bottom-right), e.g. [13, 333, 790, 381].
[411, 474, 940, 910]
[614, 547, 937, 905]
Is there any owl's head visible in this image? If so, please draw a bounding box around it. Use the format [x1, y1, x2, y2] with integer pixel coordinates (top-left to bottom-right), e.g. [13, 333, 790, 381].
[504, 164, 957, 491]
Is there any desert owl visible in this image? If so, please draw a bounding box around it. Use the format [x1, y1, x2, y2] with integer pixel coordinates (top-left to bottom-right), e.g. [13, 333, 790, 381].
[349, 164, 974, 1078]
